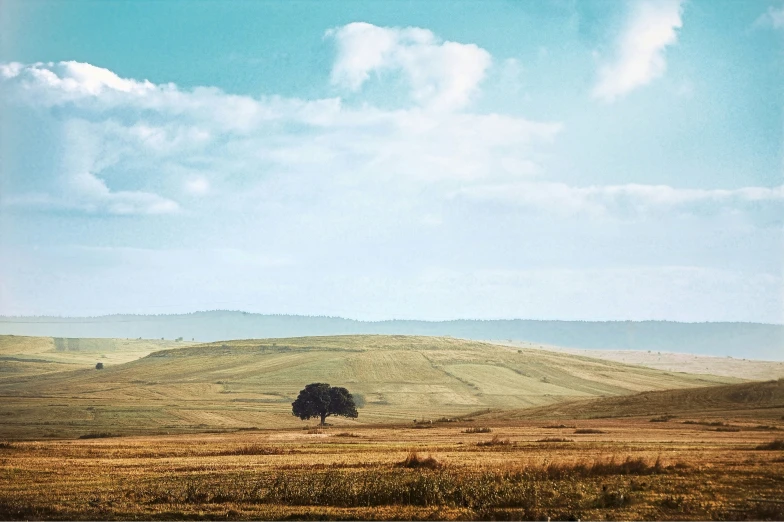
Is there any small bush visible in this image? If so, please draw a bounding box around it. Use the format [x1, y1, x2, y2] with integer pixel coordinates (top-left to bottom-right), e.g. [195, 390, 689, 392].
[543, 424, 575, 429]
[711, 426, 741, 432]
[397, 451, 442, 469]
[537, 437, 574, 443]
[463, 427, 492, 434]
[477, 435, 511, 447]
[756, 439, 784, 450]
[650, 415, 675, 422]
[78, 432, 117, 439]
[574, 428, 606, 434]
[333, 432, 360, 438]
[307, 429, 325, 435]
[0, 441, 13, 450]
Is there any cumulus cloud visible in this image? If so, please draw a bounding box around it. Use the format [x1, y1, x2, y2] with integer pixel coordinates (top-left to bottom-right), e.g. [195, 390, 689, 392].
[326, 22, 492, 111]
[0, 60, 777, 226]
[593, 0, 684, 102]
[0, 60, 560, 220]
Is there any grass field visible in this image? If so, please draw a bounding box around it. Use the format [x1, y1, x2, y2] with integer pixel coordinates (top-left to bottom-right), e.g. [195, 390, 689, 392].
[475, 379, 784, 421]
[1, 414, 782, 520]
[1, 335, 782, 520]
[0, 335, 744, 438]
[492, 340, 784, 381]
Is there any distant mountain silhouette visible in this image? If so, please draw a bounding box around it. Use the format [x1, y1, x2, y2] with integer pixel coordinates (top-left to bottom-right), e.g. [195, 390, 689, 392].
[0, 311, 781, 360]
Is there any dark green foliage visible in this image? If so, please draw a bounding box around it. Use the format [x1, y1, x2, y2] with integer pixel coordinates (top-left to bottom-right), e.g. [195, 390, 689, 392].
[95, 362, 104, 370]
[291, 383, 358, 425]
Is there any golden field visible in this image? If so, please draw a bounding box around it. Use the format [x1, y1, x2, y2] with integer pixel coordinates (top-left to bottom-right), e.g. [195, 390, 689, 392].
[1, 413, 783, 520]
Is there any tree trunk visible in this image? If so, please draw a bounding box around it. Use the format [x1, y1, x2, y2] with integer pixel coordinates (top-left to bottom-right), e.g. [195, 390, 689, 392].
[320, 412, 326, 426]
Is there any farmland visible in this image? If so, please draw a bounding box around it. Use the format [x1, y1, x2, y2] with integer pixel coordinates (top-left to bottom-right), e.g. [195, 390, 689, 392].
[1, 410, 783, 520]
[1, 334, 782, 520]
[0, 335, 743, 438]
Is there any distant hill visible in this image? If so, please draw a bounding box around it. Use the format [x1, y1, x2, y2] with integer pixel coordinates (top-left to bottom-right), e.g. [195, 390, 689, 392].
[0, 335, 739, 438]
[474, 379, 784, 421]
[0, 311, 781, 359]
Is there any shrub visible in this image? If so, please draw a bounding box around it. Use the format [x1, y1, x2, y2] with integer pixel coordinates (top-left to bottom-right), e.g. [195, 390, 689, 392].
[398, 451, 443, 469]
[333, 432, 360, 438]
[574, 428, 606, 434]
[756, 439, 784, 450]
[650, 415, 675, 422]
[537, 437, 574, 443]
[477, 435, 511, 447]
[95, 362, 104, 370]
[78, 432, 117, 439]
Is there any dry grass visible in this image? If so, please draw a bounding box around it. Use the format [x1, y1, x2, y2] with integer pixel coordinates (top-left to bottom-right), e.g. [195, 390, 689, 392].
[398, 451, 443, 469]
[77, 432, 118, 439]
[537, 437, 574, 443]
[756, 439, 784, 450]
[477, 435, 511, 446]
[0, 418, 782, 520]
[462, 426, 492, 434]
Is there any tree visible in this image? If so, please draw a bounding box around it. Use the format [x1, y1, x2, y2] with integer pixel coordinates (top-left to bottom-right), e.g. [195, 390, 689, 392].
[95, 362, 104, 370]
[291, 383, 358, 426]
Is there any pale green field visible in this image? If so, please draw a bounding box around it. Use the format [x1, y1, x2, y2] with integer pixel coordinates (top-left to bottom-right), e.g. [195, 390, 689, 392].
[0, 334, 743, 439]
[490, 340, 784, 381]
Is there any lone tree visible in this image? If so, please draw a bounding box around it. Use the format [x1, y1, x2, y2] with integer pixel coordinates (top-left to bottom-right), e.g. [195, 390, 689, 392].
[292, 383, 358, 426]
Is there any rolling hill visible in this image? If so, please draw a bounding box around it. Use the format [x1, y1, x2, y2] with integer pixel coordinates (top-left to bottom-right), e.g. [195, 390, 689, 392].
[473, 379, 784, 421]
[1, 312, 782, 359]
[0, 334, 743, 438]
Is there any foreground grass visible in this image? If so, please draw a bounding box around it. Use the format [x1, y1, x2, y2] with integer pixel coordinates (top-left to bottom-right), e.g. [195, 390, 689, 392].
[1, 417, 783, 520]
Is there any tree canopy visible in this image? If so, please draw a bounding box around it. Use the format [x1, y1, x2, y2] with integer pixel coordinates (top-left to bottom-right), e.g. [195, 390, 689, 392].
[291, 383, 358, 425]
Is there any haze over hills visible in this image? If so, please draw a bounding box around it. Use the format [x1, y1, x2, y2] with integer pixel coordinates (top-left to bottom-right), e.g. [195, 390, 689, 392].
[0, 335, 741, 438]
[1, 311, 782, 360]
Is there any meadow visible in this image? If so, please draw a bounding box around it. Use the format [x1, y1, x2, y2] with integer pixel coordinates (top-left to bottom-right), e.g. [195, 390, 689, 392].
[1, 415, 782, 520]
[0, 335, 742, 438]
[1, 334, 782, 520]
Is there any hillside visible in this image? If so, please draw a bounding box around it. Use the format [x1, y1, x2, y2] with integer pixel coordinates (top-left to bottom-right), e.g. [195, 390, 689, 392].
[491, 341, 784, 381]
[0, 335, 741, 438]
[0, 335, 193, 380]
[1, 312, 782, 359]
[474, 379, 784, 421]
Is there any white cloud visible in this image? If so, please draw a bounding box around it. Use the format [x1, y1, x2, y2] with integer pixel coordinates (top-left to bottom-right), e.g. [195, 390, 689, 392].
[593, 0, 684, 102]
[754, 4, 784, 29]
[184, 177, 210, 196]
[326, 22, 492, 111]
[454, 182, 784, 221]
[1, 60, 778, 226]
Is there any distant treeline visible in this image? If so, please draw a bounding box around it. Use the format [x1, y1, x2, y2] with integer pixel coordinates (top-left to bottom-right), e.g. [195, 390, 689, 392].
[1, 312, 781, 360]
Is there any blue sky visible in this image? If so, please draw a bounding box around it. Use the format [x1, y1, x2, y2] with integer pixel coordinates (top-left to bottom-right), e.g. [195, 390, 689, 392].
[0, 0, 782, 322]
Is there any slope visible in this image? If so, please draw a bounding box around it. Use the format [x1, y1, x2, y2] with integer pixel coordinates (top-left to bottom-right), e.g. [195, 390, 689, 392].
[0, 335, 741, 438]
[474, 379, 784, 421]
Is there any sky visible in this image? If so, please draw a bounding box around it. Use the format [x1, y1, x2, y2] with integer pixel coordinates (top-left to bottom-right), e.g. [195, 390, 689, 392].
[0, 0, 782, 323]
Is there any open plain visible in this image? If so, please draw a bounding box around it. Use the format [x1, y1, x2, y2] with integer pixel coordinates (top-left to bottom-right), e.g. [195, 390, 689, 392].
[0, 334, 782, 520]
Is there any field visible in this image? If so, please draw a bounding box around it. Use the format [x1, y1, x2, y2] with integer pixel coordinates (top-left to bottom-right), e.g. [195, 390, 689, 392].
[1, 412, 783, 520]
[0, 335, 744, 439]
[1, 334, 782, 520]
[492, 341, 784, 381]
